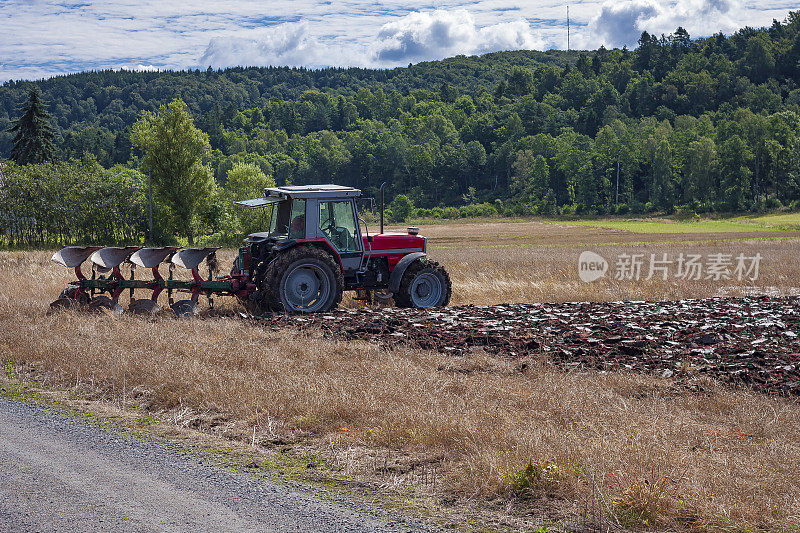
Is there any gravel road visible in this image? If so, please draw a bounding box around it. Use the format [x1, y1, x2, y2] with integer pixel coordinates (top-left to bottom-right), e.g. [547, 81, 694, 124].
[0, 397, 429, 533]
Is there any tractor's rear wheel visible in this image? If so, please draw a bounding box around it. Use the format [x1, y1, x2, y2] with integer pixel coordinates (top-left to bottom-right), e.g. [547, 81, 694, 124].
[394, 258, 451, 308]
[258, 246, 343, 314]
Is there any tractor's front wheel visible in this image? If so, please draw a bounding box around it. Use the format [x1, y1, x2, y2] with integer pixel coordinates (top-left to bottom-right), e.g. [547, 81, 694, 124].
[258, 246, 343, 314]
[394, 258, 451, 308]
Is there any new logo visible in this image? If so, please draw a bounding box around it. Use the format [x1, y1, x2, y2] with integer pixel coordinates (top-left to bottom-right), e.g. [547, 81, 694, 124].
[578, 251, 608, 282]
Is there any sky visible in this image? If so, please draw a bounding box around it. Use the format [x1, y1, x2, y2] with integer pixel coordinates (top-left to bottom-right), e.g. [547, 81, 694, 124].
[0, 1, 794, 82]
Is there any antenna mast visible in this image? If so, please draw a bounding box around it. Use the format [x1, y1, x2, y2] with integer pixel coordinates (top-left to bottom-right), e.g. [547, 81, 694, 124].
[567, 6, 570, 51]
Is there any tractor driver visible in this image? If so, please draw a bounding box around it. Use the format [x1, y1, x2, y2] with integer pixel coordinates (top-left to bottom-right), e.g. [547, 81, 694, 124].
[289, 214, 305, 239]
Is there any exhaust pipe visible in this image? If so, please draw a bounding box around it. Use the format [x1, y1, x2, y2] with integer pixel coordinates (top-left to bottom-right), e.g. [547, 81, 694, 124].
[379, 182, 387, 234]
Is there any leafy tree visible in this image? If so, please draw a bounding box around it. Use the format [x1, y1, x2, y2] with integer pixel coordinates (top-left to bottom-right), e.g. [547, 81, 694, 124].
[8, 89, 55, 164]
[684, 137, 718, 206]
[719, 135, 753, 210]
[742, 36, 775, 83]
[511, 151, 548, 201]
[225, 163, 276, 235]
[131, 99, 215, 244]
[651, 138, 675, 211]
[389, 194, 414, 222]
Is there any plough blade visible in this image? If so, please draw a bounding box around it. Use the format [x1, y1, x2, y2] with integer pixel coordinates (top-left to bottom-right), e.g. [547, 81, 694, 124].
[130, 247, 180, 269]
[171, 247, 220, 270]
[88, 295, 124, 316]
[129, 299, 160, 316]
[51, 246, 103, 268]
[170, 300, 199, 317]
[90, 247, 141, 269]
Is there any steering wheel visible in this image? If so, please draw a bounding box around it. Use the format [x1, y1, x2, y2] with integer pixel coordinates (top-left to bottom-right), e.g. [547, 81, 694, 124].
[322, 219, 336, 236]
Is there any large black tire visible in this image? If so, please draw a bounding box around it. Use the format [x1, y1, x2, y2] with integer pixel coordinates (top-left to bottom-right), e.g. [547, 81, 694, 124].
[256, 245, 343, 314]
[394, 258, 451, 308]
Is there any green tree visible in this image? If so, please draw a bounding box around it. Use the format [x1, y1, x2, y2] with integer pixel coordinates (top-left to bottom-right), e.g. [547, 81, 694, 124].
[719, 135, 753, 211]
[684, 137, 718, 206]
[131, 99, 215, 244]
[8, 89, 55, 164]
[511, 151, 548, 201]
[742, 36, 775, 83]
[389, 194, 414, 222]
[651, 138, 675, 211]
[225, 163, 276, 235]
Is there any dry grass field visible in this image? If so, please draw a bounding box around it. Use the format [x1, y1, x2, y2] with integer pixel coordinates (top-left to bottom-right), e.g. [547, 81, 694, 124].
[2, 219, 800, 531]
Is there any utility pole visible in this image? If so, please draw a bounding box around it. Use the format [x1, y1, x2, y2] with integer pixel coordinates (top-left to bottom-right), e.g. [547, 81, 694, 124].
[567, 6, 570, 51]
[148, 168, 153, 245]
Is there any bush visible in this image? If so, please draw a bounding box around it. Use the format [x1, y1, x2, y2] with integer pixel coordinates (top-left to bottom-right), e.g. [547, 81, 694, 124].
[430, 207, 445, 219]
[765, 196, 783, 211]
[615, 203, 630, 215]
[673, 205, 697, 219]
[459, 202, 498, 218]
[442, 206, 460, 219]
[559, 204, 577, 216]
[506, 202, 536, 216]
[0, 160, 150, 248]
[388, 194, 414, 222]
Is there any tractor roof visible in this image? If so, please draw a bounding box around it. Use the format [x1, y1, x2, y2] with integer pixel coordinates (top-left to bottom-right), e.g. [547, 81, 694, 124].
[265, 184, 362, 199]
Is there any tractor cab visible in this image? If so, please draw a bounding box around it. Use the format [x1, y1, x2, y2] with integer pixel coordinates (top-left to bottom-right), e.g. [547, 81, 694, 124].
[237, 185, 365, 273]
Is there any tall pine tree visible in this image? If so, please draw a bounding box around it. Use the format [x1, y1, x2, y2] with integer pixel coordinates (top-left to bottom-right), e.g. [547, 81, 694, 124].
[9, 89, 55, 164]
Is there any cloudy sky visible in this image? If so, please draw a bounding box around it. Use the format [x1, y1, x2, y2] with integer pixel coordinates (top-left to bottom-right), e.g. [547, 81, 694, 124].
[0, 1, 794, 82]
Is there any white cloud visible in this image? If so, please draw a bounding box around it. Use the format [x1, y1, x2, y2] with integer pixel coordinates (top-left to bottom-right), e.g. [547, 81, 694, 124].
[199, 22, 317, 68]
[374, 9, 545, 63]
[584, 0, 742, 48]
[0, 1, 790, 81]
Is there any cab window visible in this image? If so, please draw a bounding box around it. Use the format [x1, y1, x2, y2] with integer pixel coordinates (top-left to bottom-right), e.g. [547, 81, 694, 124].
[319, 200, 359, 252]
[288, 199, 306, 239]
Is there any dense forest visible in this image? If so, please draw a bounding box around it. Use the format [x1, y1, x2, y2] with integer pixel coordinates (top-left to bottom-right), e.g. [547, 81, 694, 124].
[2, 12, 800, 245]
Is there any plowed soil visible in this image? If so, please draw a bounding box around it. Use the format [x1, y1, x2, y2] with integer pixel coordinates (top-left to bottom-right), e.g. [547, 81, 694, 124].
[256, 296, 800, 395]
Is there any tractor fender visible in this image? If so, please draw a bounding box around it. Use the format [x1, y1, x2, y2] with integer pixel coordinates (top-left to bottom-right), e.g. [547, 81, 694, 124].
[276, 239, 344, 271]
[272, 239, 297, 252]
[388, 252, 426, 294]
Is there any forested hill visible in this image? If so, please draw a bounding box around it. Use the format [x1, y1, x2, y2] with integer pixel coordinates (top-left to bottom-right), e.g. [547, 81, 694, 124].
[0, 49, 576, 147]
[2, 12, 800, 216]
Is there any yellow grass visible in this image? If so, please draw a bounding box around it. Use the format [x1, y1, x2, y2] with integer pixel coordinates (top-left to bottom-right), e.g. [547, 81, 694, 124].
[2, 222, 800, 531]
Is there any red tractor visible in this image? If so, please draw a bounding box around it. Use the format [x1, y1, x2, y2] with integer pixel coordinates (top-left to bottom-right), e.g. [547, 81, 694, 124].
[234, 184, 451, 313]
[51, 184, 451, 315]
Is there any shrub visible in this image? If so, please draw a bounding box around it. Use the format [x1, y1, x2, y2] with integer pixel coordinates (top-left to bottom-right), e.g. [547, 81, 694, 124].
[442, 206, 460, 219]
[389, 194, 414, 222]
[765, 196, 783, 211]
[459, 202, 498, 218]
[559, 204, 577, 216]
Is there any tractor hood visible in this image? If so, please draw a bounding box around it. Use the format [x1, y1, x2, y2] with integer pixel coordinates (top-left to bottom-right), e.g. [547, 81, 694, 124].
[364, 232, 426, 253]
